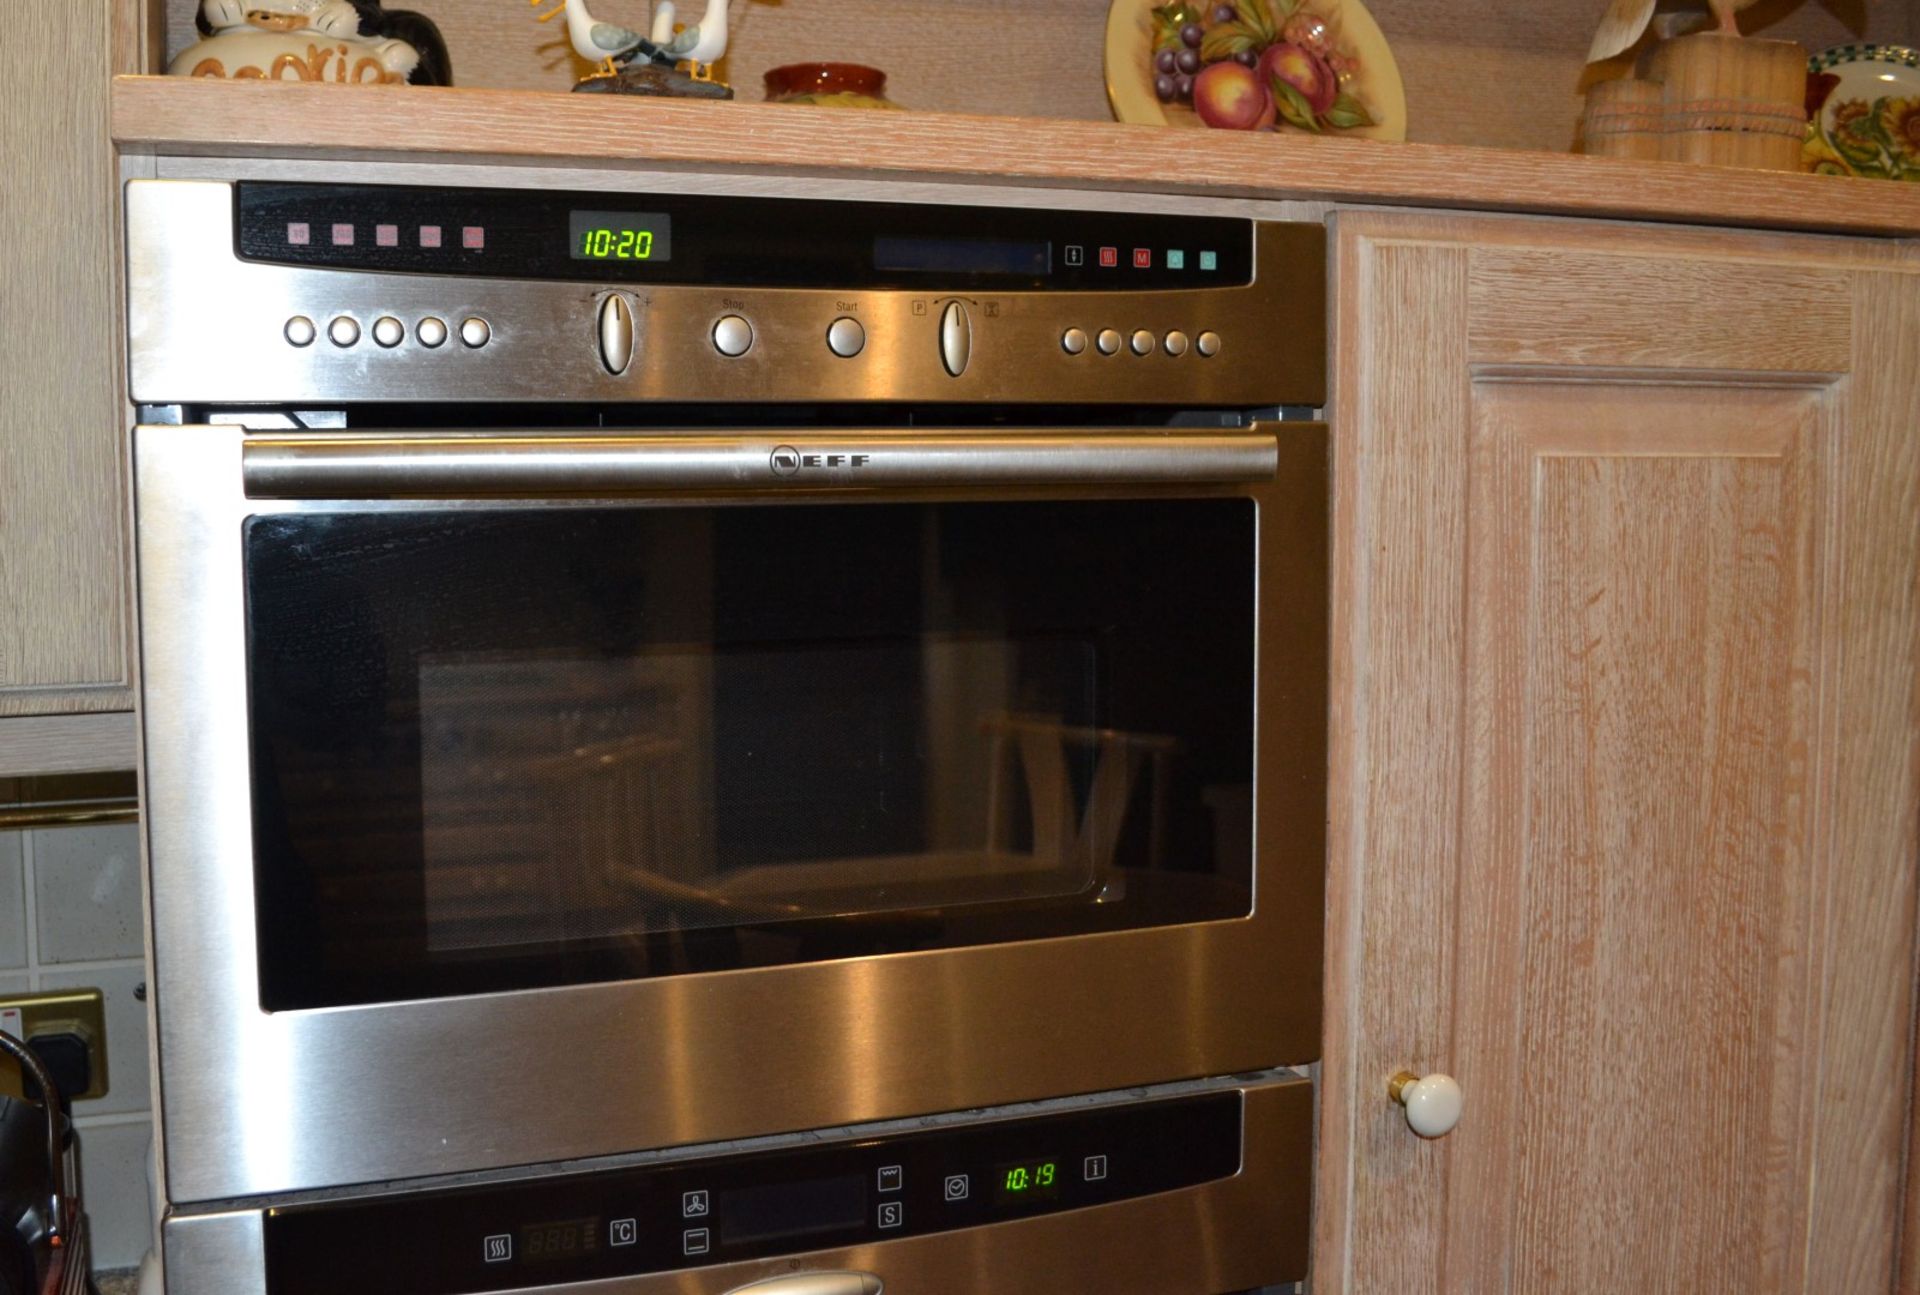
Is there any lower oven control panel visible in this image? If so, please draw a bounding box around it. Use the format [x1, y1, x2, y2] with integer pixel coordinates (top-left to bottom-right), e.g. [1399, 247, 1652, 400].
[262, 1093, 1242, 1295]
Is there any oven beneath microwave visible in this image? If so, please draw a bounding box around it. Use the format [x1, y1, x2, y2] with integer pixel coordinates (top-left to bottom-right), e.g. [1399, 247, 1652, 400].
[127, 176, 1328, 1295]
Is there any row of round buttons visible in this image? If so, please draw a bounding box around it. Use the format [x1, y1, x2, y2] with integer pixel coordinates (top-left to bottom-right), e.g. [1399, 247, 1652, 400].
[707, 315, 868, 359]
[1060, 328, 1220, 358]
[285, 315, 490, 350]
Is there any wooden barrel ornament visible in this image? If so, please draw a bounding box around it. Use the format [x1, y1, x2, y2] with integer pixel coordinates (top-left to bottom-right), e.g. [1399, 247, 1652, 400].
[1651, 33, 1808, 171]
[1583, 78, 1666, 159]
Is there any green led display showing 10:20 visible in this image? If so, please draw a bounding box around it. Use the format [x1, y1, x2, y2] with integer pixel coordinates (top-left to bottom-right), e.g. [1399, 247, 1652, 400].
[566, 210, 672, 263]
[579, 227, 654, 260]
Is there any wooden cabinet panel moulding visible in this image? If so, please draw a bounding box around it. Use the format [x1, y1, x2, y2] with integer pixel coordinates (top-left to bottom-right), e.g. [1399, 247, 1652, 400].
[1322, 211, 1920, 1292]
[0, 0, 135, 718]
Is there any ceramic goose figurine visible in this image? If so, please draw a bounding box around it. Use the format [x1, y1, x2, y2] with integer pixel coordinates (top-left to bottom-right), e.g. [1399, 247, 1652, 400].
[649, 0, 676, 45]
[1586, 0, 1757, 62]
[657, 0, 728, 81]
[532, 0, 669, 77]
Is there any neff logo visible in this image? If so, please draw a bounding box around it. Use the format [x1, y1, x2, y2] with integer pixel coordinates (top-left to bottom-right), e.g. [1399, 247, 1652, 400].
[770, 446, 871, 477]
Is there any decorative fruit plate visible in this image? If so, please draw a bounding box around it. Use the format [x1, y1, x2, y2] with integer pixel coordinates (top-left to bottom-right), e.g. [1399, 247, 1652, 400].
[1104, 0, 1405, 140]
[1804, 45, 1920, 179]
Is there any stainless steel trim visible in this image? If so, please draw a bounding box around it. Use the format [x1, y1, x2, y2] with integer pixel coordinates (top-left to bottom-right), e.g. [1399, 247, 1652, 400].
[722, 1275, 880, 1295]
[240, 430, 1281, 499]
[136, 421, 1328, 1203]
[160, 1078, 1312, 1295]
[125, 181, 1327, 406]
[164, 1209, 264, 1295]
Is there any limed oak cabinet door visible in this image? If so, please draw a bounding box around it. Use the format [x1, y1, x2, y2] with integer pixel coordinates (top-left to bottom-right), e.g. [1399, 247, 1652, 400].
[0, 6, 133, 722]
[1319, 211, 1920, 1292]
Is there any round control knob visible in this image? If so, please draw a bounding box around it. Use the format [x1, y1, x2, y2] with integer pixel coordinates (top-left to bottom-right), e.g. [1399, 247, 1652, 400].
[1196, 330, 1222, 358]
[827, 316, 865, 359]
[1389, 1071, 1463, 1139]
[1129, 329, 1155, 357]
[1061, 328, 1088, 356]
[713, 314, 753, 358]
[327, 316, 360, 348]
[1095, 329, 1122, 356]
[416, 317, 448, 348]
[459, 317, 491, 349]
[284, 315, 316, 348]
[371, 316, 404, 349]
[1163, 330, 1190, 357]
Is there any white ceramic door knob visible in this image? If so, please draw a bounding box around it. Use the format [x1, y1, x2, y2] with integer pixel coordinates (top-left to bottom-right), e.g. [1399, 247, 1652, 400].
[1389, 1071, 1463, 1138]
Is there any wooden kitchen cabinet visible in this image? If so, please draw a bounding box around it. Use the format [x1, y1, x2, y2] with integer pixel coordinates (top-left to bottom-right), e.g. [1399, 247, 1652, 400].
[1318, 211, 1920, 1291]
[0, 2, 142, 773]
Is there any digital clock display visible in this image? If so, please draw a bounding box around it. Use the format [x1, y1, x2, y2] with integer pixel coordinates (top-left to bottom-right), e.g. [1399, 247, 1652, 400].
[568, 209, 673, 262]
[518, 1216, 599, 1263]
[992, 1156, 1063, 1205]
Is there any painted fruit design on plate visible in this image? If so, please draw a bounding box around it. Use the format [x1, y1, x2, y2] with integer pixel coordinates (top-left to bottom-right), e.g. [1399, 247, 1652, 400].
[1803, 57, 1920, 180]
[1149, 0, 1374, 133]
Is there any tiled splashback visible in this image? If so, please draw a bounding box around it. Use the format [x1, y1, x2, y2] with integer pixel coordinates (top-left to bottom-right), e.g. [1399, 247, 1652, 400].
[1, 822, 153, 1272]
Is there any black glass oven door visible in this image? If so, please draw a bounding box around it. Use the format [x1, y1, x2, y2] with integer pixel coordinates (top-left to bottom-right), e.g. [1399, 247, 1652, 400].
[245, 496, 1259, 1009]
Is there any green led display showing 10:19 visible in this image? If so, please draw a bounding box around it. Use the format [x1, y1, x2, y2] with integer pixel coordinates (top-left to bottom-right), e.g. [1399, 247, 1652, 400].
[993, 1156, 1063, 1204]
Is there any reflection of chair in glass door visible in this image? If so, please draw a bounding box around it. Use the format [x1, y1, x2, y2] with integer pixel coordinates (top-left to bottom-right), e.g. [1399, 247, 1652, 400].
[981, 713, 1179, 903]
[532, 727, 808, 934]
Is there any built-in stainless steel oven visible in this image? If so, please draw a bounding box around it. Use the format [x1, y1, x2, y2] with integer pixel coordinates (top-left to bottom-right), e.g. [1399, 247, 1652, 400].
[127, 176, 1327, 1294]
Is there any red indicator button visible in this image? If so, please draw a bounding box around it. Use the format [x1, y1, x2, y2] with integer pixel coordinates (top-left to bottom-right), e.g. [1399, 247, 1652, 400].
[1098, 246, 1118, 267]
[419, 225, 442, 248]
[330, 223, 354, 247]
[1132, 248, 1151, 268]
[462, 226, 485, 250]
[375, 223, 399, 247]
[286, 222, 310, 246]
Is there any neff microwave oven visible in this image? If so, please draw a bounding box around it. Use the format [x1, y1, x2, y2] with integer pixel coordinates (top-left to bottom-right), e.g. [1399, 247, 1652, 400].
[127, 175, 1327, 1295]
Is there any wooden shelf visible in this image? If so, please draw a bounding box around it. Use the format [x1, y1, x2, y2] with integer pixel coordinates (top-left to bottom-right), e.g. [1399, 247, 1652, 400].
[113, 75, 1920, 237]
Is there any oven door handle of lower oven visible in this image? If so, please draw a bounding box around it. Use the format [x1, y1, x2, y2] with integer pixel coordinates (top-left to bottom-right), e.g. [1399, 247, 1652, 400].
[239, 428, 1282, 499]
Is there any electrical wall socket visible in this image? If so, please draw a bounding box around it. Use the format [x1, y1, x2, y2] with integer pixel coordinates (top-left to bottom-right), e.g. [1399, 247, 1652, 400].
[0, 987, 108, 1102]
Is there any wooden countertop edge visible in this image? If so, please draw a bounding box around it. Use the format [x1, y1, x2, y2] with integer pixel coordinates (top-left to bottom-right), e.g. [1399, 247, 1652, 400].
[112, 77, 1920, 237]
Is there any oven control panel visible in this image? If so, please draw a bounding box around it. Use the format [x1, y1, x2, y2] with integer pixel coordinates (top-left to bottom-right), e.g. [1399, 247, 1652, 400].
[233, 182, 1258, 291]
[127, 180, 1326, 407]
[262, 1093, 1244, 1295]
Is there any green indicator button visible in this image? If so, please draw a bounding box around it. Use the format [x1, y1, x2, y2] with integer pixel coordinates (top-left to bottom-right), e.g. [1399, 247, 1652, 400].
[1166, 249, 1185, 269]
[1198, 250, 1218, 271]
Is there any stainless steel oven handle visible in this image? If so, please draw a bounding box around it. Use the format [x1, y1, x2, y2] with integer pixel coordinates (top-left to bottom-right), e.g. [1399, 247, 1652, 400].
[722, 1275, 882, 1295]
[240, 430, 1280, 499]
